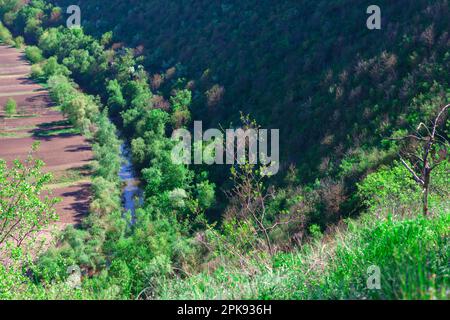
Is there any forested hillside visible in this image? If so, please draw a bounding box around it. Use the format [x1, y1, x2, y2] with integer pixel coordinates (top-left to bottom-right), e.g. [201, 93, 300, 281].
[51, 0, 449, 180]
[0, 0, 448, 300]
[48, 0, 450, 217]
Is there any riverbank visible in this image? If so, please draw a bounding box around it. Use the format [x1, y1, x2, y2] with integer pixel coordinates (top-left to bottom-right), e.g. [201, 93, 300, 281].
[119, 143, 143, 221]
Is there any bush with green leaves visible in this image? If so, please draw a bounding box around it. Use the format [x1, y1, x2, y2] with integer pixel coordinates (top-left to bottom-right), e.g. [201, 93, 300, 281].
[154, 210, 450, 300]
[30, 63, 44, 79]
[0, 143, 59, 267]
[2, 0, 448, 301]
[0, 21, 13, 45]
[358, 160, 450, 217]
[47, 74, 100, 133]
[106, 79, 126, 117]
[25, 45, 43, 63]
[4, 98, 16, 117]
[42, 56, 71, 78]
[357, 162, 421, 214]
[13, 35, 24, 48]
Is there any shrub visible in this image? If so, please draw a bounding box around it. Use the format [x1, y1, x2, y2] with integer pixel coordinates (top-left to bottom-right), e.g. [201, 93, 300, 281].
[4, 98, 17, 117]
[43, 56, 71, 78]
[357, 162, 422, 216]
[25, 46, 44, 63]
[14, 36, 24, 48]
[30, 63, 44, 79]
[0, 143, 60, 264]
[0, 22, 13, 45]
[153, 211, 450, 300]
[106, 80, 126, 116]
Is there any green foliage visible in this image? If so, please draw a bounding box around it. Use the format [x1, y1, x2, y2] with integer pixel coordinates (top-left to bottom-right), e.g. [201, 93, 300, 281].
[30, 63, 44, 79]
[0, 143, 59, 264]
[155, 211, 450, 300]
[170, 89, 192, 128]
[0, 21, 13, 44]
[4, 98, 16, 117]
[38, 27, 61, 54]
[106, 79, 126, 116]
[47, 74, 99, 133]
[195, 181, 216, 211]
[43, 56, 71, 78]
[1, 0, 448, 301]
[50, 0, 450, 184]
[25, 45, 43, 63]
[13, 35, 23, 48]
[357, 162, 421, 211]
[100, 31, 113, 46]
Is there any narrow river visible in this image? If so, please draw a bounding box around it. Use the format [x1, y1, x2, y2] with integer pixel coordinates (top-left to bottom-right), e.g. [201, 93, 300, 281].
[119, 144, 143, 220]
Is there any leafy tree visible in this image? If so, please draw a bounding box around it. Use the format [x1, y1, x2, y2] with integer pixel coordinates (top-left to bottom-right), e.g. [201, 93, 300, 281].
[357, 163, 421, 213]
[42, 56, 71, 78]
[0, 143, 59, 262]
[100, 31, 113, 46]
[0, 0, 21, 19]
[0, 21, 13, 45]
[126, 80, 153, 110]
[38, 28, 61, 55]
[62, 49, 95, 80]
[4, 98, 16, 117]
[112, 48, 137, 84]
[25, 45, 43, 63]
[23, 16, 42, 41]
[106, 79, 126, 116]
[13, 35, 24, 48]
[170, 89, 192, 128]
[47, 74, 76, 104]
[195, 180, 215, 211]
[170, 89, 191, 111]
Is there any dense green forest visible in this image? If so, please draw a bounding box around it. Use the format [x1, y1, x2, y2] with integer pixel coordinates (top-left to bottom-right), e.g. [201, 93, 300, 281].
[0, 0, 449, 300]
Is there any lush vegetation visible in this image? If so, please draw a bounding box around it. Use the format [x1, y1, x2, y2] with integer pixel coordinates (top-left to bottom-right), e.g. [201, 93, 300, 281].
[25, 45, 43, 63]
[4, 98, 16, 117]
[0, 0, 448, 300]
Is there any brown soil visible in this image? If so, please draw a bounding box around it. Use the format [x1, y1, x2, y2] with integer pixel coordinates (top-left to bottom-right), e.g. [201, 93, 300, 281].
[0, 45, 93, 233]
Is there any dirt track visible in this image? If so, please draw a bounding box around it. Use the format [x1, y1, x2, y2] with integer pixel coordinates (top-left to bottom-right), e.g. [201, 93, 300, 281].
[0, 45, 93, 229]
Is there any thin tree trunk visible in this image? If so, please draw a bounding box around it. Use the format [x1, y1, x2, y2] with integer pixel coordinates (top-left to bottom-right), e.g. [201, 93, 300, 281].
[262, 228, 273, 256]
[423, 168, 430, 216]
[423, 186, 429, 216]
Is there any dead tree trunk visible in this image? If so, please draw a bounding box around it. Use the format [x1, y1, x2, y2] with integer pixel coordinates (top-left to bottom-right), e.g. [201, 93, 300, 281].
[423, 165, 430, 216]
[396, 104, 449, 216]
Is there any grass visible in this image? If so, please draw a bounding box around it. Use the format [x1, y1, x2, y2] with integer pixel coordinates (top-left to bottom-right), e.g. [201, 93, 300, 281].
[154, 207, 450, 300]
[38, 119, 70, 128]
[50, 165, 92, 185]
[0, 90, 44, 98]
[0, 120, 80, 138]
[0, 73, 29, 79]
[1, 124, 37, 131]
[45, 179, 91, 190]
[31, 120, 80, 138]
[33, 126, 80, 138]
[0, 131, 32, 138]
[0, 113, 38, 119]
[45, 165, 92, 191]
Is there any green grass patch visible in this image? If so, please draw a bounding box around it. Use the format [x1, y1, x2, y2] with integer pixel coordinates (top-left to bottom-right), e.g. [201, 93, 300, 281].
[155, 210, 450, 300]
[0, 112, 39, 119]
[0, 131, 32, 138]
[32, 120, 80, 138]
[50, 165, 92, 185]
[38, 119, 71, 128]
[1, 125, 37, 131]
